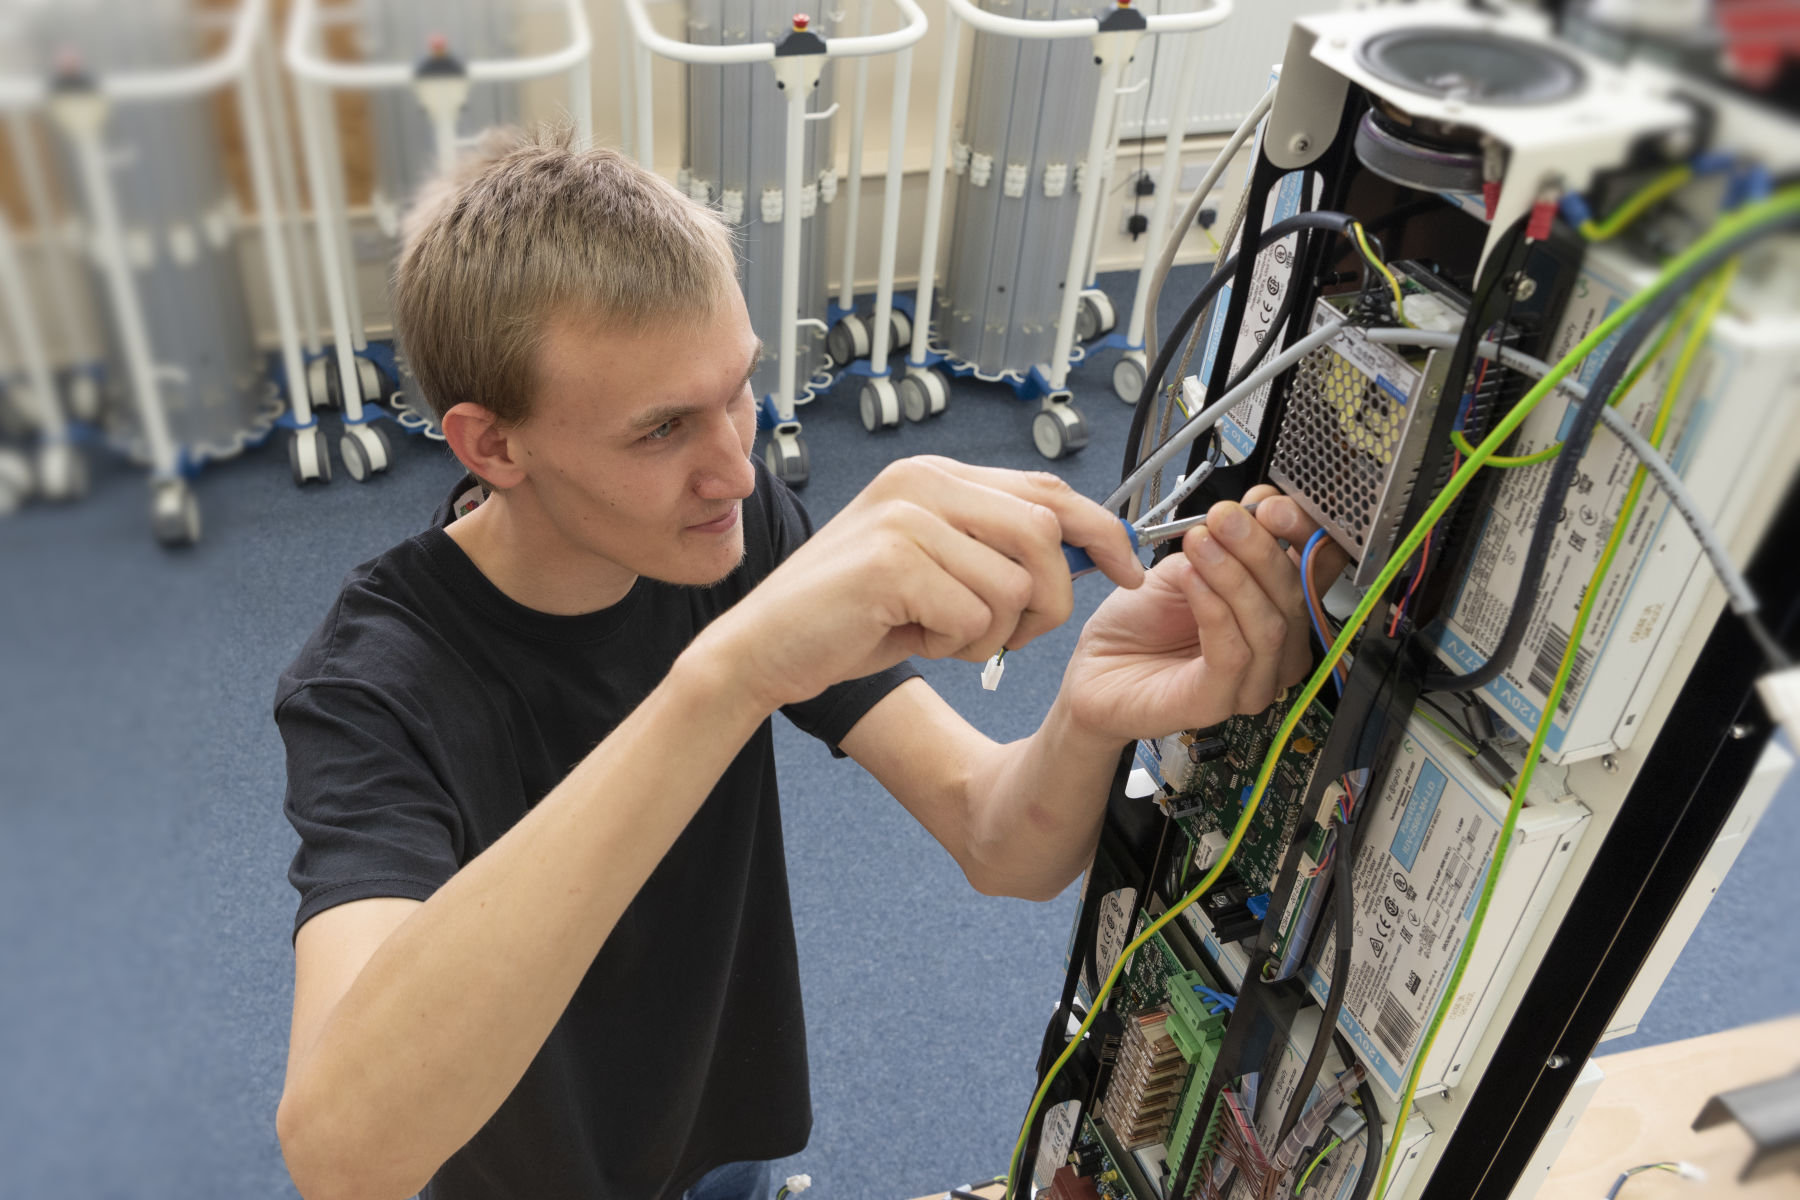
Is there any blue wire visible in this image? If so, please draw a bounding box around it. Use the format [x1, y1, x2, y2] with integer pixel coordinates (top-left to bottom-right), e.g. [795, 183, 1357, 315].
[1192, 985, 1236, 1014]
[1302, 530, 1342, 697]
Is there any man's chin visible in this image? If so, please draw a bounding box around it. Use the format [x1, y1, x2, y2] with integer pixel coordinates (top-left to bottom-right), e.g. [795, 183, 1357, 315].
[656, 534, 748, 590]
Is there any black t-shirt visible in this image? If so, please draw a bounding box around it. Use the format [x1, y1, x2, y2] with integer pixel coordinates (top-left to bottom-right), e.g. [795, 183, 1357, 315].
[276, 460, 917, 1200]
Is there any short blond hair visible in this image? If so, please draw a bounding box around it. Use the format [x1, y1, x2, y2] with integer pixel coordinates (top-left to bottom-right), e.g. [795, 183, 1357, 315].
[392, 125, 739, 426]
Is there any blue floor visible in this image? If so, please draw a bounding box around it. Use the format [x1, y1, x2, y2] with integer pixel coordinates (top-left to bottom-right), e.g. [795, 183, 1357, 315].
[1, 265, 1794, 1199]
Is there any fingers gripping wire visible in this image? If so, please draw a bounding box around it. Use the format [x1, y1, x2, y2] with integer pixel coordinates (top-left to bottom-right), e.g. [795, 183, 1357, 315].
[1121, 212, 1406, 523]
[1107, 316, 1350, 514]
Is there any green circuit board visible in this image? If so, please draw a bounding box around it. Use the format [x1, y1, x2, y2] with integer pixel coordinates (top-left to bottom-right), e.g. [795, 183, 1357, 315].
[1118, 927, 1186, 1016]
[1169, 696, 1333, 894]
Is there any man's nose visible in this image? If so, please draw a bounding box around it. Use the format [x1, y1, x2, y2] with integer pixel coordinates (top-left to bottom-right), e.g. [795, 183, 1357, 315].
[696, 413, 756, 499]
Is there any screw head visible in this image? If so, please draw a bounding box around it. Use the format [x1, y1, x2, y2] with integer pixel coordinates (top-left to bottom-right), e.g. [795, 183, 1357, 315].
[1290, 133, 1312, 154]
[1601, 754, 1620, 773]
[1510, 273, 1538, 301]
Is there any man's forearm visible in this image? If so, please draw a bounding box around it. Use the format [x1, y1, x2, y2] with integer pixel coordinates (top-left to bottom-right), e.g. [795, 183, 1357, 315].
[278, 631, 773, 1200]
[960, 689, 1127, 902]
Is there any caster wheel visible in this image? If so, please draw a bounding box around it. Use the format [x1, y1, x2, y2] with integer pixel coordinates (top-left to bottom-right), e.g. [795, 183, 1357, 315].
[288, 427, 332, 485]
[339, 422, 392, 483]
[1032, 404, 1089, 461]
[827, 313, 871, 365]
[309, 359, 337, 410]
[898, 369, 949, 423]
[65, 372, 101, 423]
[356, 357, 386, 403]
[1076, 290, 1117, 342]
[150, 479, 201, 547]
[859, 379, 901, 433]
[888, 308, 913, 352]
[763, 433, 810, 488]
[1112, 350, 1147, 405]
[36, 440, 88, 501]
[0, 446, 31, 515]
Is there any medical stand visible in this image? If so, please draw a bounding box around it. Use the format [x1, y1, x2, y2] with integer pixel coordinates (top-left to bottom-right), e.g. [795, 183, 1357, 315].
[285, 0, 593, 480]
[622, 0, 928, 485]
[28, 0, 314, 543]
[904, 0, 1232, 460]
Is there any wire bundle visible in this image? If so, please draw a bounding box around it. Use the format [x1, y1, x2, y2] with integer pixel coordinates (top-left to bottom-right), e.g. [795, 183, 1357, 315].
[1002, 186, 1800, 1200]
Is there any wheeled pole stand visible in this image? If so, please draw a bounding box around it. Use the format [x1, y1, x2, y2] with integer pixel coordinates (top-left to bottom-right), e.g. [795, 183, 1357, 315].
[905, 0, 1233, 460]
[285, 0, 593, 482]
[32, 0, 311, 542]
[620, 0, 928, 485]
[1100, 21, 1208, 405]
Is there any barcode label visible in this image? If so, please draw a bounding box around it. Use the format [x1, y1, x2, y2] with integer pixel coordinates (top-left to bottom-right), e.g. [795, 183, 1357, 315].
[1527, 622, 1595, 714]
[1374, 990, 1421, 1061]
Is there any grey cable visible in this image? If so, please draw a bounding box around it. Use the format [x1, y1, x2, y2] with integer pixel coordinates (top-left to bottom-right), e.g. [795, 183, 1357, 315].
[1362, 327, 1762, 617]
[1136, 455, 1219, 526]
[1106, 317, 1348, 513]
[1143, 84, 1277, 360]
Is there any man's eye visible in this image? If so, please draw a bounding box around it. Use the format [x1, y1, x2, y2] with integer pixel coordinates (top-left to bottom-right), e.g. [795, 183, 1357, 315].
[645, 419, 678, 442]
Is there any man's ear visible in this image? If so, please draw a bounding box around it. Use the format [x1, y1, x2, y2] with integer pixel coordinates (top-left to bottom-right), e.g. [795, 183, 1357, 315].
[441, 402, 527, 490]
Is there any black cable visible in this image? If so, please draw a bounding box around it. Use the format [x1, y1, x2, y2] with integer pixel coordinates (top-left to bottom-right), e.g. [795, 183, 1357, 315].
[1416, 692, 1484, 747]
[1119, 211, 1368, 504]
[1422, 208, 1800, 693]
[1346, 1071, 1383, 1200]
[1278, 809, 1356, 1143]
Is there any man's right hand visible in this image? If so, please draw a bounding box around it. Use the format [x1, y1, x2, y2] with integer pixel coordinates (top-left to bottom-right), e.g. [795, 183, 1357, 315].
[697, 456, 1148, 711]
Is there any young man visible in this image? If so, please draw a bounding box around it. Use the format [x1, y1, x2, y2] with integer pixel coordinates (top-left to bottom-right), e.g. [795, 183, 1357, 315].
[274, 127, 1337, 1200]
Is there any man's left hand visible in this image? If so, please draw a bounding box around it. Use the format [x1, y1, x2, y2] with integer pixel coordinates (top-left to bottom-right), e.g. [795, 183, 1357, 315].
[1061, 485, 1350, 744]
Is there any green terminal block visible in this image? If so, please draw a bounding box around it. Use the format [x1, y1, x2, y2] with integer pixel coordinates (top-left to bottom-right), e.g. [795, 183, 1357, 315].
[1163, 970, 1227, 1062]
[1162, 971, 1226, 1176]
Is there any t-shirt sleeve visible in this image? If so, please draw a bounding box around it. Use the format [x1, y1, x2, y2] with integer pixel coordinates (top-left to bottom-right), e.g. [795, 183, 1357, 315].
[278, 682, 464, 936]
[759, 466, 920, 756]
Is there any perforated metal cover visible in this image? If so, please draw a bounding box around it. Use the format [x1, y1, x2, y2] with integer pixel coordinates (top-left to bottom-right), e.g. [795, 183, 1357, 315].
[1268, 301, 1452, 587]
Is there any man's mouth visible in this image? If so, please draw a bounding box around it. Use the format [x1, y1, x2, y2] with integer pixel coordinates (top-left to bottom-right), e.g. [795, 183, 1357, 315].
[687, 505, 740, 535]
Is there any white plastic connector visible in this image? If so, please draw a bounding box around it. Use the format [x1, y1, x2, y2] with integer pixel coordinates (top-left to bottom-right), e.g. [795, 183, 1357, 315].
[1043, 162, 1069, 198]
[818, 167, 838, 204]
[1757, 668, 1800, 746]
[1674, 1162, 1707, 1182]
[952, 139, 972, 175]
[800, 183, 818, 219]
[981, 653, 1006, 691]
[1002, 162, 1029, 199]
[1194, 830, 1229, 872]
[785, 1174, 813, 1194]
[720, 189, 745, 225]
[761, 188, 783, 224]
[969, 152, 994, 188]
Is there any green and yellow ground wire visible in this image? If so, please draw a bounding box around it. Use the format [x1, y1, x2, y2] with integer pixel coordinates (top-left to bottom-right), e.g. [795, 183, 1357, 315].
[1580, 164, 1696, 242]
[1004, 187, 1799, 1200]
[1371, 244, 1751, 1199]
[1448, 278, 1712, 468]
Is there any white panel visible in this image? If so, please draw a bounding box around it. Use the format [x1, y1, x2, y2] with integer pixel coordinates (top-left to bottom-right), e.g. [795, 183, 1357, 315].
[1117, 0, 1337, 138]
[1601, 740, 1793, 1041]
[1506, 1059, 1606, 1200]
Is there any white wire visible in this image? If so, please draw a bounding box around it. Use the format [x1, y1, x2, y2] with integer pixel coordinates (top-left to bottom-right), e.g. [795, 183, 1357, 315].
[1144, 83, 1277, 361]
[1105, 317, 1347, 513]
[1135, 454, 1218, 527]
[1361, 327, 1760, 617]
